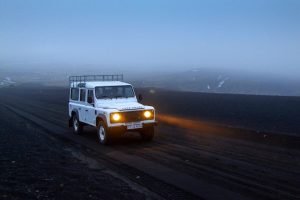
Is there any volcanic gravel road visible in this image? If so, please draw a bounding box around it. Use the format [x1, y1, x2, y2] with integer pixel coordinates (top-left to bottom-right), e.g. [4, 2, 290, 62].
[0, 86, 299, 200]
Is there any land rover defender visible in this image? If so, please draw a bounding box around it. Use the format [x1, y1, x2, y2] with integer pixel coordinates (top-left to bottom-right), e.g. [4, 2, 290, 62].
[68, 75, 157, 144]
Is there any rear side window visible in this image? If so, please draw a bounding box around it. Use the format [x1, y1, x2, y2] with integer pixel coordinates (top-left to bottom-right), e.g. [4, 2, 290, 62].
[70, 88, 79, 101]
[80, 89, 86, 102]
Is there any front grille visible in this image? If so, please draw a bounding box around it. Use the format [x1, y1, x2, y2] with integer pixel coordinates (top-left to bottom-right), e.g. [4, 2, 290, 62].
[122, 110, 144, 123]
[110, 110, 154, 123]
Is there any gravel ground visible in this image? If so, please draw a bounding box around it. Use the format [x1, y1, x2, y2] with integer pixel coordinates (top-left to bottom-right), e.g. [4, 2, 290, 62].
[0, 106, 146, 200]
[1, 86, 299, 199]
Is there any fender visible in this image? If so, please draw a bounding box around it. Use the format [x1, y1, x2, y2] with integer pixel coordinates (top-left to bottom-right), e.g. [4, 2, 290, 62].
[96, 113, 108, 127]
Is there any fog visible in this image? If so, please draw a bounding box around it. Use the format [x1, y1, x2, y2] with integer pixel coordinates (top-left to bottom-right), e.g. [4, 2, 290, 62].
[1, 0, 300, 95]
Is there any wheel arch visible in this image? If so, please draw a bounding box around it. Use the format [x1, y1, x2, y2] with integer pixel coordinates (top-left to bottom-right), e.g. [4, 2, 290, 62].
[96, 114, 107, 127]
[71, 109, 79, 117]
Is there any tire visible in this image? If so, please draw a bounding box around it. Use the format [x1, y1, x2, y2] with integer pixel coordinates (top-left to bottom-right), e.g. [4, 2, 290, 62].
[72, 115, 83, 135]
[140, 126, 154, 141]
[97, 121, 112, 145]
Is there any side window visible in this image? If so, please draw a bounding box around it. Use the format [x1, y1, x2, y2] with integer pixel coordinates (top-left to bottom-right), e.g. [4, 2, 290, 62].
[70, 88, 79, 101]
[95, 87, 103, 98]
[80, 89, 86, 102]
[87, 90, 94, 104]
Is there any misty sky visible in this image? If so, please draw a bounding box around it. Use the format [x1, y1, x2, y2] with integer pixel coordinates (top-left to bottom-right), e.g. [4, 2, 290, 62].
[0, 0, 299, 76]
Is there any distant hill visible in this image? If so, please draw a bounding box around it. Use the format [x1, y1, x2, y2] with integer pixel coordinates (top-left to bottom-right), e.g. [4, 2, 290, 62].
[1, 66, 299, 96]
[131, 69, 300, 96]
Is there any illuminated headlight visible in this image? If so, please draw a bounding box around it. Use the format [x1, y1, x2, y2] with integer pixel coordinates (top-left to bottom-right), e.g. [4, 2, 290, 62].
[143, 110, 153, 119]
[111, 113, 121, 122]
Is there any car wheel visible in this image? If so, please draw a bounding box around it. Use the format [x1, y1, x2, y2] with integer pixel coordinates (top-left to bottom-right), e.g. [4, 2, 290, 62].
[97, 121, 111, 145]
[72, 115, 83, 135]
[140, 126, 154, 141]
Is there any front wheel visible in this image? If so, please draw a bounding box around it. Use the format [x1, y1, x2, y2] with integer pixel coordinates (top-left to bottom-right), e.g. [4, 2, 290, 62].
[97, 122, 113, 145]
[140, 126, 154, 141]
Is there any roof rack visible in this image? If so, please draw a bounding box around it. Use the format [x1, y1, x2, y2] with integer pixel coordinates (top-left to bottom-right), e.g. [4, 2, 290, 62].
[69, 74, 123, 87]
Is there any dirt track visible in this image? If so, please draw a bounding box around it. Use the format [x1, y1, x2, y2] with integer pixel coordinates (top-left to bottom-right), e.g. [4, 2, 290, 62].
[0, 105, 151, 200]
[0, 86, 299, 200]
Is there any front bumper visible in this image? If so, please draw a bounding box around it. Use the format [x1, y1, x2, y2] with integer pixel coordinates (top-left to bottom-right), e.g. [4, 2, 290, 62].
[107, 121, 158, 133]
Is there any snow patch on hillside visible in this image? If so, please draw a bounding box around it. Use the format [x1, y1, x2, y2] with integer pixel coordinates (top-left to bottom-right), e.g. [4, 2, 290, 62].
[0, 77, 16, 87]
[217, 77, 229, 88]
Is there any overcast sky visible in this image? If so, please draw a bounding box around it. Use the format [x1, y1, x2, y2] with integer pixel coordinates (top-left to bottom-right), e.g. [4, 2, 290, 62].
[0, 0, 299, 76]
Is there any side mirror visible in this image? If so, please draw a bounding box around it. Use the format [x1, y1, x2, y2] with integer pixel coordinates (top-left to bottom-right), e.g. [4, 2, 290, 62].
[87, 96, 93, 104]
[138, 94, 143, 102]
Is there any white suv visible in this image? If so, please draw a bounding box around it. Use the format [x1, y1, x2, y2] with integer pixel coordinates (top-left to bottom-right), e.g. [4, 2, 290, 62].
[68, 75, 157, 144]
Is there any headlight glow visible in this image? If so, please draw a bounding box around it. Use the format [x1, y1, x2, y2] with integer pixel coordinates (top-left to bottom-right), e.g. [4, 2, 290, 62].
[144, 110, 152, 118]
[112, 113, 121, 121]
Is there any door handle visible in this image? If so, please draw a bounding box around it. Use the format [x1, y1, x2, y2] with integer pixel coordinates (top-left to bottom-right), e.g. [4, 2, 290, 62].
[85, 109, 88, 112]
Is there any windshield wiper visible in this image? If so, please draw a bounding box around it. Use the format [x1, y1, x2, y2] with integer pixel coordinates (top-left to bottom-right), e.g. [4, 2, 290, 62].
[114, 95, 124, 99]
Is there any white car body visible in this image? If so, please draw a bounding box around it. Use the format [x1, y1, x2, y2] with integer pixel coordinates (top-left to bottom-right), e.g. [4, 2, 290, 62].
[68, 77, 157, 142]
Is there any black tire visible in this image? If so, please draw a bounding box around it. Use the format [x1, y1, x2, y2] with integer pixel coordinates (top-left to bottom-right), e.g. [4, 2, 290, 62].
[97, 121, 113, 145]
[140, 126, 154, 141]
[72, 115, 83, 135]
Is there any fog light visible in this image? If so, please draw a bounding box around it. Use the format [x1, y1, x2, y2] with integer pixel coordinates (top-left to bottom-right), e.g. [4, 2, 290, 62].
[144, 110, 152, 118]
[112, 113, 121, 121]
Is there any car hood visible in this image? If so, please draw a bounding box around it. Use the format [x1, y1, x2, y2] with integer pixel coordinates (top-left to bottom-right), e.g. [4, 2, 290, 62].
[96, 101, 145, 111]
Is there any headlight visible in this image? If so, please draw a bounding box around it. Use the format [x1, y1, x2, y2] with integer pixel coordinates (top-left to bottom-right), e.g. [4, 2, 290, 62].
[111, 113, 121, 121]
[143, 110, 153, 119]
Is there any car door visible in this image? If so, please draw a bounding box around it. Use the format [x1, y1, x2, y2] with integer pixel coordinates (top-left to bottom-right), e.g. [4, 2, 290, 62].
[69, 87, 80, 117]
[79, 88, 87, 123]
[86, 89, 96, 125]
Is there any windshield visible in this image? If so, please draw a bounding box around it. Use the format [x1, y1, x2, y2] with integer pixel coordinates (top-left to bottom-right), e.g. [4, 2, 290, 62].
[95, 85, 135, 99]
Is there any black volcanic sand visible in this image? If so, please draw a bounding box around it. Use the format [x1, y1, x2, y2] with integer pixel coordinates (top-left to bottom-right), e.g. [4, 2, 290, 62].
[0, 85, 300, 199]
[0, 106, 146, 200]
[136, 88, 300, 136]
[3, 84, 300, 135]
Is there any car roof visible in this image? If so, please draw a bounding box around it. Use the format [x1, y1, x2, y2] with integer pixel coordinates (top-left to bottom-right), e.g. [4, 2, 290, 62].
[70, 81, 131, 88]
